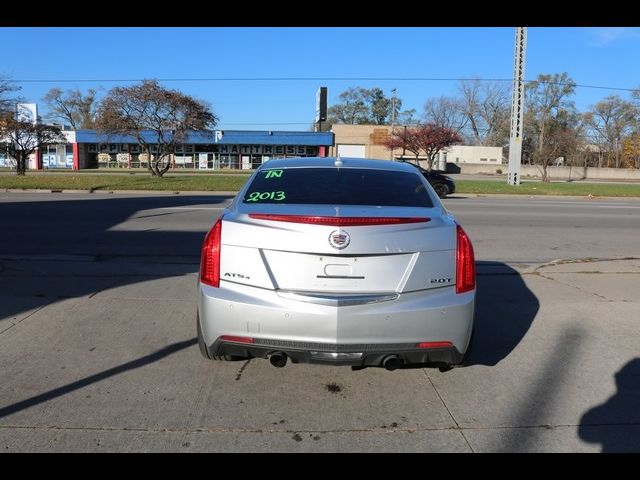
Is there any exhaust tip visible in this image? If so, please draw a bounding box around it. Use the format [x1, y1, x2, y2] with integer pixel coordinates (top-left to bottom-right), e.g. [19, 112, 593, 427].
[269, 352, 287, 368]
[382, 355, 401, 371]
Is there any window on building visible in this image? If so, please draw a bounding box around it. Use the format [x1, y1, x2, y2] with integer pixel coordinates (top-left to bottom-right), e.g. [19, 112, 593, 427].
[480, 158, 488, 162]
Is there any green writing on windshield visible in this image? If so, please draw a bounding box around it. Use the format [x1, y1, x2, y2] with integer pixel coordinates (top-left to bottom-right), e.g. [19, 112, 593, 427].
[246, 191, 286, 202]
[265, 170, 283, 179]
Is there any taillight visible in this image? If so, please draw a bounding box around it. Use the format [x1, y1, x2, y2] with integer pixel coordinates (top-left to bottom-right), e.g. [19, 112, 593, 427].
[220, 335, 254, 344]
[417, 341, 453, 349]
[456, 224, 476, 294]
[248, 214, 430, 226]
[200, 218, 222, 287]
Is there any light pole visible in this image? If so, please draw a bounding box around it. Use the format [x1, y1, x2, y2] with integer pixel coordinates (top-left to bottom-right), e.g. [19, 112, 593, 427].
[390, 88, 397, 161]
[508, 27, 527, 185]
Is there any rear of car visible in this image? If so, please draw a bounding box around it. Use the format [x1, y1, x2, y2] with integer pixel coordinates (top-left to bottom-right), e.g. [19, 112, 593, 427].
[197, 157, 475, 370]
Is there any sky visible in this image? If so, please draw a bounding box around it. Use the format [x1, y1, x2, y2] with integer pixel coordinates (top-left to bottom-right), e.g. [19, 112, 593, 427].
[1, 27, 639, 131]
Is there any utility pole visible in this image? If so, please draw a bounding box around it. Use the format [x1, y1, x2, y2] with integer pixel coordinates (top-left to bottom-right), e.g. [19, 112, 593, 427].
[508, 27, 527, 185]
[390, 88, 397, 161]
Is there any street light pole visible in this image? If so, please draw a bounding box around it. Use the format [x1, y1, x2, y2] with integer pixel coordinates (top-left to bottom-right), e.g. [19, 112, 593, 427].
[390, 88, 397, 161]
[508, 27, 527, 185]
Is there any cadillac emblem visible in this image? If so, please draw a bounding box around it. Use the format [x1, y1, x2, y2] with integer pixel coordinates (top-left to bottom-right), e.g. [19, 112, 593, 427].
[328, 230, 350, 250]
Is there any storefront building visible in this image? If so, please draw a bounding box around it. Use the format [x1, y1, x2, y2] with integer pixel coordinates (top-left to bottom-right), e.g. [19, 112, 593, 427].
[19, 129, 334, 171]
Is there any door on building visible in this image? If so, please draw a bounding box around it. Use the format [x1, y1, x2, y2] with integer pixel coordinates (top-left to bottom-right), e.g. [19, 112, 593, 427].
[337, 144, 366, 158]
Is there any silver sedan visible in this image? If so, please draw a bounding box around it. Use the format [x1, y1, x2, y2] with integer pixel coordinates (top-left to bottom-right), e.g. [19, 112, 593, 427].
[197, 157, 475, 370]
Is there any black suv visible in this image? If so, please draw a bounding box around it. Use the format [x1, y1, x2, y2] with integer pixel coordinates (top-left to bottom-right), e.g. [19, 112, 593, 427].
[402, 161, 456, 198]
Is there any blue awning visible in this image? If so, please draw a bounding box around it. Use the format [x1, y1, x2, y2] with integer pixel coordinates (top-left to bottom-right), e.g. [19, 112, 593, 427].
[74, 129, 333, 146]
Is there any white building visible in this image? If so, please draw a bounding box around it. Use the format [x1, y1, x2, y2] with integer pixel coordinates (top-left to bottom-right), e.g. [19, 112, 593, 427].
[330, 125, 503, 170]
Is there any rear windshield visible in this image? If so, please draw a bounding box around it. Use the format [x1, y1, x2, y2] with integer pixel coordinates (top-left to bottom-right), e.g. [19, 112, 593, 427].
[243, 167, 434, 207]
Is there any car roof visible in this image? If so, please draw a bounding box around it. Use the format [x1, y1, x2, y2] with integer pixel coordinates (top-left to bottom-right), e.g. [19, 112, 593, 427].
[258, 157, 419, 173]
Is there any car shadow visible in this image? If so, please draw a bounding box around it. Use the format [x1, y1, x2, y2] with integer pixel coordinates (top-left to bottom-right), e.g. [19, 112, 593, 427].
[466, 261, 540, 367]
[578, 358, 640, 452]
[363, 261, 539, 371]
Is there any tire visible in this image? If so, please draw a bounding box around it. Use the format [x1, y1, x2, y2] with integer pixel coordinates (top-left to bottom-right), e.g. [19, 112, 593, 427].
[197, 313, 247, 361]
[432, 182, 449, 199]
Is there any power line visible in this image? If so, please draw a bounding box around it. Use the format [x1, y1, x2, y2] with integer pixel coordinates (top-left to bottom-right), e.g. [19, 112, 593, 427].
[15, 77, 514, 83]
[12, 76, 640, 93]
[220, 122, 311, 126]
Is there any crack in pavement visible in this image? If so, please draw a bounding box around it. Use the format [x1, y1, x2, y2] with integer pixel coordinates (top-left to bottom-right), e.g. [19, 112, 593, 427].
[0, 305, 47, 336]
[536, 272, 615, 302]
[535, 272, 640, 275]
[527, 256, 640, 302]
[421, 369, 475, 452]
[2, 422, 637, 435]
[532, 256, 640, 274]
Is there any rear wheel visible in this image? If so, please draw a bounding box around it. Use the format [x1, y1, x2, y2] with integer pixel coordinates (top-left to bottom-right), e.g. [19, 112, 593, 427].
[197, 313, 245, 361]
[432, 182, 449, 199]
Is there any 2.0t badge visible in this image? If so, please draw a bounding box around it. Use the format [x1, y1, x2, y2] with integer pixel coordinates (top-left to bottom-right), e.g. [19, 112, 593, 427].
[328, 230, 350, 250]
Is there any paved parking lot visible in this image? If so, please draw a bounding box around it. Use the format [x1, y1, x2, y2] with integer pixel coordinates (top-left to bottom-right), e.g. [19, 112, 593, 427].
[1, 192, 639, 452]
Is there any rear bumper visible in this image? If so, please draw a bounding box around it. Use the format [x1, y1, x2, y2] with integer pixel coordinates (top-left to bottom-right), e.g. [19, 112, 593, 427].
[209, 337, 464, 367]
[198, 281, 474, 366]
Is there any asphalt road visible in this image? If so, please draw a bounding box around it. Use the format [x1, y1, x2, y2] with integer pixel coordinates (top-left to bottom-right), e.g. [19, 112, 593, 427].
[446, 195, 640, 264]
[0, 191, 638, 263]
[0, 192, 639, 452]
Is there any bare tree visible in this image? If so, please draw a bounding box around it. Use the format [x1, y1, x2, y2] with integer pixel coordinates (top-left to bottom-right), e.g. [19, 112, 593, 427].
[458, 79, 511, 146]
[95, 80, 218, 177]
[0, 76, 21, 114]
[536, 114, 582, 181]
[0, 108, 66, 175]
[423, 96, 467, 134]
[584, 96, 636, 169]
[43, 88, 99, 129]
[525, 73, 578, 181]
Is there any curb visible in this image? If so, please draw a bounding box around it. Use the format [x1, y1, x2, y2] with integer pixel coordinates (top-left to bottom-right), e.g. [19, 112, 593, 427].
[3, 189, 640, 201]
[3, 188, 239, 196]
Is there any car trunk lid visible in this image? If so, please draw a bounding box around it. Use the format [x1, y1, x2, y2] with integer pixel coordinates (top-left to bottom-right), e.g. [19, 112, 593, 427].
[218, 206, 456, 294]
